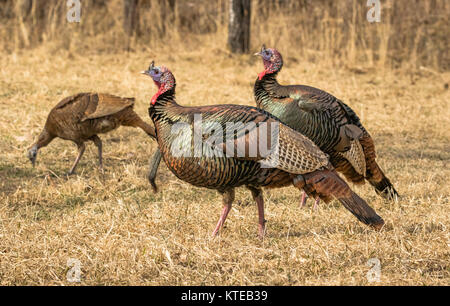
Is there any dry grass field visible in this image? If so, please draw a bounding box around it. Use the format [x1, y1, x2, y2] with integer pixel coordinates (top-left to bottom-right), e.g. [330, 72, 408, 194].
[0, 0, 449, 286]
[0, 45, 448, 285]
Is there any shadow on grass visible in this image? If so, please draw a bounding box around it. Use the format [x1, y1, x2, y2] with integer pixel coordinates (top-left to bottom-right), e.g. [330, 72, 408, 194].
[0, 162, 36, 194]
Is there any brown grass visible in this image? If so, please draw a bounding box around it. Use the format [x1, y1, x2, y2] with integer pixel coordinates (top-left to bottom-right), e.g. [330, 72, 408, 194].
[0, 0, 449, 286]
[0, 45, 448, 285]
[1, 0, 449, 70]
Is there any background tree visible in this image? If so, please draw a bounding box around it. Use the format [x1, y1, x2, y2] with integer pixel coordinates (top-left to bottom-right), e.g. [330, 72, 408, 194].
[123, 0, 139, 50]
[227, 0, 251, 54]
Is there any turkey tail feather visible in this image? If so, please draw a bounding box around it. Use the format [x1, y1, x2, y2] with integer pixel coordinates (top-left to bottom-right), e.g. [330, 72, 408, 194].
[359, 135, 399, 200]
[369, 163, 399, 200]
[297, 169, 384, 229]
[337, 192, 384, 229]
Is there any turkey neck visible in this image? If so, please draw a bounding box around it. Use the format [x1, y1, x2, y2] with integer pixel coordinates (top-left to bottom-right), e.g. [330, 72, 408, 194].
[148, 88, 183, 122]
[254, 72, 280, 111]
[254, 72, 298, 119]
[254, 73, 333, 153]
[254, 72, 311, 131]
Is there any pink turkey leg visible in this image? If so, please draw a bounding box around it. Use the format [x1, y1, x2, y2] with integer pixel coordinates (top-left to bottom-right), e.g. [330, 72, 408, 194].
[212, 203, 232, 237]
[300, 191, 308, 208]
[313, 197, 320, 210]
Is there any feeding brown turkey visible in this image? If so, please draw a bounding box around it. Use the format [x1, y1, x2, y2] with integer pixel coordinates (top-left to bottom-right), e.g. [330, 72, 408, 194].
[142, 61, 384, 238]
[254, 45, 399, 207]
[28, 92, 156, 175]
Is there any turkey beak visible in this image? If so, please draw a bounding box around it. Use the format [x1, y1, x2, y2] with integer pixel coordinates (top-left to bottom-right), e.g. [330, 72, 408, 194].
[254, 52, 262, 57]
[141, 70, 151, 77]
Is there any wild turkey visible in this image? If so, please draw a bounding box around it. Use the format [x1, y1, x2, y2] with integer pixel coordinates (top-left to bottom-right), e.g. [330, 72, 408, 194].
[254, 45, 398, 206]
[141, 62, 384, 238]
[28, 93, 156, 175]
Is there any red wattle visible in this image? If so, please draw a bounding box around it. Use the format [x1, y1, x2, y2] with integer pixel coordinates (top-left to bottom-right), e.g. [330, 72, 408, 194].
[258, 70, 267, 80]
[151, 87, 163, 105]
[151, 94, 158, 105]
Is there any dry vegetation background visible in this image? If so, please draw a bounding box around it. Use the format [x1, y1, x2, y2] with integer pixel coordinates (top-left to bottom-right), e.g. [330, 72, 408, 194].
[0, 0, 449, 285]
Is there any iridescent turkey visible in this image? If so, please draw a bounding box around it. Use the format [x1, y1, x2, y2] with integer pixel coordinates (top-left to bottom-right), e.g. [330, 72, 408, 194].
[254, 45, 398, 207]
[141, 62, 384, 238]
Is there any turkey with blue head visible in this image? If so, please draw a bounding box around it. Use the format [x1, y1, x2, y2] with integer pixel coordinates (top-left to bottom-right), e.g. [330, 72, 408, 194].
[141, 61, 384, 238]
[254, 45, 399, 206]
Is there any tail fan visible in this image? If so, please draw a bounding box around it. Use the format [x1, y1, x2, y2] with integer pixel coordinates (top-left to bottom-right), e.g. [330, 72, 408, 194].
[337, 192, 384, 230]
[359, 135, 399, 201]
[369, 168, 399, 201]
[297, 169, 385, 230]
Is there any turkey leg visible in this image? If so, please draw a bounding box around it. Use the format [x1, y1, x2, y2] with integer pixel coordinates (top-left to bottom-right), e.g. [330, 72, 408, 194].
[212, 189, 235, 237]
[248, 186, 266, 239]
[68, 142, 86, 175]
[90, 135, 103, 172]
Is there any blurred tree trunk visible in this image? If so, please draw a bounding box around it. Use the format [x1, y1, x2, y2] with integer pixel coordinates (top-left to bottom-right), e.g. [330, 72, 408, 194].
[16, 0, 33, 47]
[158, 0, 176, 35]
[228, 0, 251, 53]
[18, 0, 33, 16]
[123, 0, 139, 50]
